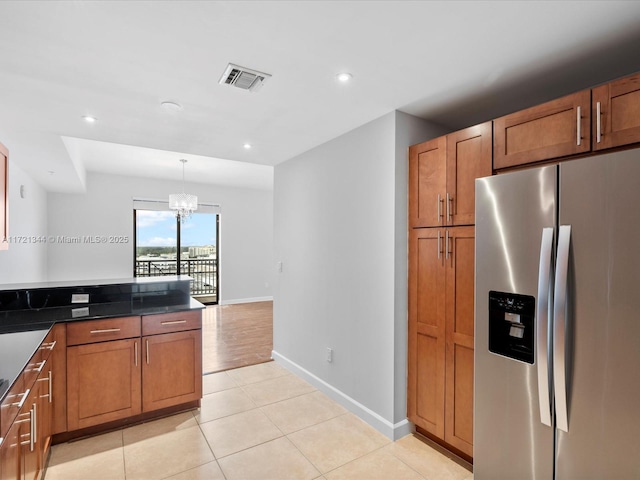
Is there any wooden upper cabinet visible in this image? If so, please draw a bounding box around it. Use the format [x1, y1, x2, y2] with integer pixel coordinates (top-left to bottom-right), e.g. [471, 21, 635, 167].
[593, 72, 640, 151]
[493, 90, 591, 170]
[0, 142, 8, 250]
[409, 136, 447, 228]
[409, 122, 491, 228]
[446, 122, 492, 226]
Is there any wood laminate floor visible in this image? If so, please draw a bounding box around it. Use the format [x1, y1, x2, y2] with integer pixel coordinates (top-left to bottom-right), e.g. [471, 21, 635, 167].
[202, 301, 273, 374]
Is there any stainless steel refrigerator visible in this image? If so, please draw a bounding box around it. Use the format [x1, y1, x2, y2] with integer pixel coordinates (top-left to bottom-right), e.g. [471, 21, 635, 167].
[474, 149, 640, 479]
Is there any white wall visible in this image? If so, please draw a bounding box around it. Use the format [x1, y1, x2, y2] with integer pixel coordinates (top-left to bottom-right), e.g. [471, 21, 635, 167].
[0, 161, 48, 284]
[273, 111, 448, 438]
[47, 172, 273, 303]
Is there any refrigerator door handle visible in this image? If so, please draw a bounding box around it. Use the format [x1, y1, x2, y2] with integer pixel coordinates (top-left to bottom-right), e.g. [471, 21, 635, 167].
[537, 227, 554, 427]
[553, 225, 572, 432]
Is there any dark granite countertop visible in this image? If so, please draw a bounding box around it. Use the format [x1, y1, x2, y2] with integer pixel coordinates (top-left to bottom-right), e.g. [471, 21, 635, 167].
[0, 277, 204, 406]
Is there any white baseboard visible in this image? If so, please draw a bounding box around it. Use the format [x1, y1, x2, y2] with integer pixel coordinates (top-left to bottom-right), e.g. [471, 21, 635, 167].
[271, 350, 412, 441]
[220, 296, 273, 305]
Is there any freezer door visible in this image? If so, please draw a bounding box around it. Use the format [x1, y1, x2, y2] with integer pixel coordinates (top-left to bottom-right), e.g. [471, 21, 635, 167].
[475, 166, 556, 480]
[556, 150, 640, 479]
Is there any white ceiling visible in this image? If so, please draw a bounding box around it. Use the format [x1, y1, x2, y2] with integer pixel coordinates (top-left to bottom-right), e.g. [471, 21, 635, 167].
[1, 1, 640, 193]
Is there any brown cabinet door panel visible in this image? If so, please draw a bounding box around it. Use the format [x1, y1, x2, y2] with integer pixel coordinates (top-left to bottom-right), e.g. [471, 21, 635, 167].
[593, 73, 640, 150]
[494, 90, 591, 169]
[445, 226, 475, 457]
[409, 137, 447, 227]
[445, 343, 474, 456]
[414, 332, 445, 437]
[447, 122, 492, 226]
[408, 228, 446, 437]
[67, 339, 141, 430]
[142, 330, 202, 412]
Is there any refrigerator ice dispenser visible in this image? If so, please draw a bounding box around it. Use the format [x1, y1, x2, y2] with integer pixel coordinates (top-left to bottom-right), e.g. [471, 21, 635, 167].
[488, 291, 535, 363]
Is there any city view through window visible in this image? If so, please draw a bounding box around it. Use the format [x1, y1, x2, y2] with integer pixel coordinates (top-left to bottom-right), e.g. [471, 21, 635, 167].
[134, 210, 218, 303]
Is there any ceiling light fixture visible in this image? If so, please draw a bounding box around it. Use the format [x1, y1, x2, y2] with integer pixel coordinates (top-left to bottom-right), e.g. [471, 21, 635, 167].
[161, 101, 183, 112]
[169, 159, 198, 222]
[336, 72, 353, 83]
[82, 115, 97, 123]
[243, 143, 252, 149]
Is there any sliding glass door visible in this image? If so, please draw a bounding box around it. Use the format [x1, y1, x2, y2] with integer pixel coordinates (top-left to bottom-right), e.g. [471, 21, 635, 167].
[134, 210, 219, 304]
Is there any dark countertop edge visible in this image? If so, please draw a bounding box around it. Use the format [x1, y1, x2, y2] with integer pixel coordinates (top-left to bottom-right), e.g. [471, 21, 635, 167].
[0, 275, 194, 292]
[0, 298, 205, 333]
[0, 297, 205, 405]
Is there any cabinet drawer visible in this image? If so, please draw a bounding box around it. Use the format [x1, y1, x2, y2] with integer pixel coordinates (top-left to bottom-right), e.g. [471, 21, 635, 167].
[142, 310, 202, 336]
[0, 375, 25, 439]
[67, 316, 141, 346]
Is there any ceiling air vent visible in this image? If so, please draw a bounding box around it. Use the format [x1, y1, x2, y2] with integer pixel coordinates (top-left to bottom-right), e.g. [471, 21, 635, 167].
[219, 63, 271, 92]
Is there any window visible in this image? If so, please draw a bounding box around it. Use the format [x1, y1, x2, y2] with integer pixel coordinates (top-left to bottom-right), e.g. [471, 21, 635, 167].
[134, 207, 219, 304]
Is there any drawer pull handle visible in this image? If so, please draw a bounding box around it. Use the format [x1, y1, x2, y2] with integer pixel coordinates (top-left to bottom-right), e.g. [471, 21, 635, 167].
[160, 320, 187, 326]
[90, 328, 121, 334]
[40, 341, 57, 350]
[10, 389, 30, 409]
[33, 360, 47, 373]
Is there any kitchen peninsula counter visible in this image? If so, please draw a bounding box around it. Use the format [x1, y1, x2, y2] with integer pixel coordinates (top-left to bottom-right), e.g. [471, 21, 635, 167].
[0, 275, 203, 405]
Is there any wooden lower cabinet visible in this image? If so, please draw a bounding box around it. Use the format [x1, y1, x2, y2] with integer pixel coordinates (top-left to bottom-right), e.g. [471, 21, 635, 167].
[408, 226, 475, 459]
[67, 338, 142, 431]
[66, 311, 202, 432]
[142, 330, 202, 412]
[0, 327, 58, 480]
[0, 420, 21, 480]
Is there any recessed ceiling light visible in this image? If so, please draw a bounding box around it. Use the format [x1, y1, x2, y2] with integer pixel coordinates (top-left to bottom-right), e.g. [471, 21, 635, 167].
[161, 101, 183, 112]
[243, 143, 252, 149]
[82, 115, 97, 123]
[336, 72, 353, 83]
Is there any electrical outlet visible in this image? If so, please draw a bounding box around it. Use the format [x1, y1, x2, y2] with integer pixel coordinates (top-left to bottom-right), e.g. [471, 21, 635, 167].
[277, 261, 283, 273]
[326, 347, 333, 363]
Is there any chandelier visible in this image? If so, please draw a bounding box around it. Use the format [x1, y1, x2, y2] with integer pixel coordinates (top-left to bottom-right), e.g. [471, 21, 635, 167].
[169, 159, 198, 222]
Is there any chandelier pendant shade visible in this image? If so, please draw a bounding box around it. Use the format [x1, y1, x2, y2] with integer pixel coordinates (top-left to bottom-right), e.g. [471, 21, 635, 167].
[170, 159, 198, 222]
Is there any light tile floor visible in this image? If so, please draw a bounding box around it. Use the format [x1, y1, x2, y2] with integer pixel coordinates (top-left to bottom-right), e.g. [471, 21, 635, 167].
[44, 362, 473, 480]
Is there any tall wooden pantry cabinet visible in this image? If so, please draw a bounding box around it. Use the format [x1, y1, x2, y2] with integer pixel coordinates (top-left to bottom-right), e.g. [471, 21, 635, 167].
[407, 122, 491, 460]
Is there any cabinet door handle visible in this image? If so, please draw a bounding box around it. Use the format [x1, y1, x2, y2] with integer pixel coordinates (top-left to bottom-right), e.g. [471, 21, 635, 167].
[30, 403, 36, 451]
[437, 194, 443, 223]
[146, 340, 150, 365]
[134, 341, 138, 367]
[90, 328, 121, 334]
[576, 106, 581, 146]
[596, 101, 602, 143]
[160, 320, 187, 326]
[445, 230, 451, 259]
[446, 193, 453, 223]
[437, 230, 441, 260]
